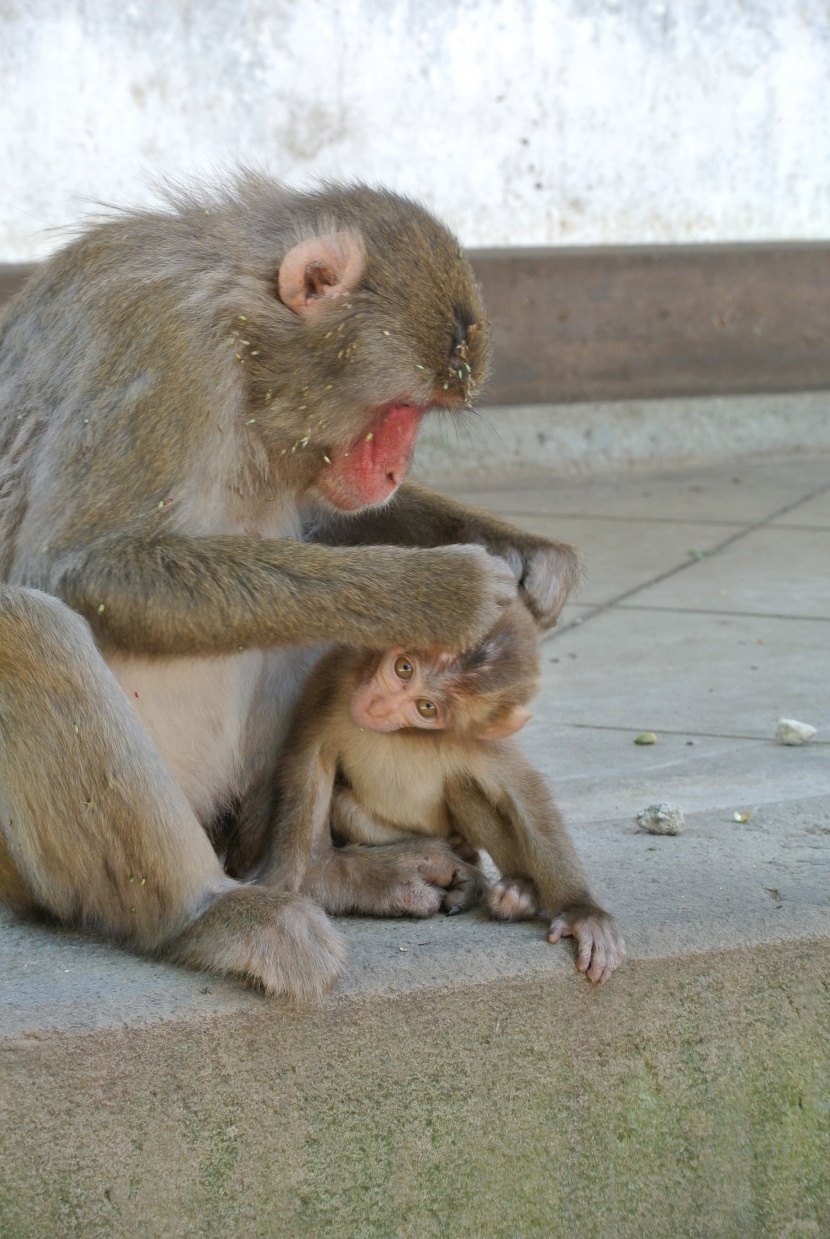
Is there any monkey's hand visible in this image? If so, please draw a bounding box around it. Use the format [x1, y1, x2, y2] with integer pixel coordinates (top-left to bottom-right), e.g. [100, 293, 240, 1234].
[486, 535, 581, 630]
[488, 876, 540, 921]
[547, 904, 625, 984]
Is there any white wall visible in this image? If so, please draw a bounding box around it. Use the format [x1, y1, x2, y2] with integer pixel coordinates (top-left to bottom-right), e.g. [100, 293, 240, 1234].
[2, 0, 829, 261]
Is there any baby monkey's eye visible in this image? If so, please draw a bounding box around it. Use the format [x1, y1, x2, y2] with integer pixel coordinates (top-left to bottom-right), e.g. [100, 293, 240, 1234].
[416, 699, 438, 719]
[394, 656, 414, 681]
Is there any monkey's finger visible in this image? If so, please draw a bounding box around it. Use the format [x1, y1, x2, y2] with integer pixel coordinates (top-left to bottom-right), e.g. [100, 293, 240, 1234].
[547, 915, 574, 943]
[585, 935, 609, 983]
[443, 889, 467, 916]
[575, 931, 596, 975]
[443, 865, 488, 915]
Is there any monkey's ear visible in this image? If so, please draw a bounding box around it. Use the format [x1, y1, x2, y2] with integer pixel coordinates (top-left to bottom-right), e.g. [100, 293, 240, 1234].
[277, 231, 365, 316]
[478, 706, 532, 740]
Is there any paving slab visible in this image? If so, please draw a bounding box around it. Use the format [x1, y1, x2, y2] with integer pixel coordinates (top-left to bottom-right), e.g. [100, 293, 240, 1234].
[487, 513, 738, 607]
[3, 450, 830, 1238]
[620, 526, 830, 619]
[772, 487, 830, 528]
[445, 452, 830, 524]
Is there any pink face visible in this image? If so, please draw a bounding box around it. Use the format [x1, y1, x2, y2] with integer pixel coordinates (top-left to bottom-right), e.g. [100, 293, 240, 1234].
[350, 650, 533, 739]
[350, 650, 449, 733]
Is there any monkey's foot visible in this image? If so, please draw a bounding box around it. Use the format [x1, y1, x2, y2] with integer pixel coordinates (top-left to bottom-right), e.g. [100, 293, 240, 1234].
[303, 839, 487, 918]
[488, 876, 539, 921]
[166, 887, 347, 1005]
[547, 905, 626, 984]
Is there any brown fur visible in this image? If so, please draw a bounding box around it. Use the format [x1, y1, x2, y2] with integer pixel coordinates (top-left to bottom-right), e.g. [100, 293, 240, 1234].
[0, 175, 581, 999]
[261, 607, 624, 982]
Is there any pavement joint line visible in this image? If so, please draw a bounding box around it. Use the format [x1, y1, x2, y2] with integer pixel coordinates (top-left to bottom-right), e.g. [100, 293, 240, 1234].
[548, 477, 830, 639]
[770, 522, 830, 531]
[564, 722, 830, 744]
[612, 604, 830, 622]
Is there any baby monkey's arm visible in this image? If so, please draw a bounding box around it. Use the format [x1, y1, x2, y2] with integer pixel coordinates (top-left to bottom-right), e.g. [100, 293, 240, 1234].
[444, 752, 625, 983]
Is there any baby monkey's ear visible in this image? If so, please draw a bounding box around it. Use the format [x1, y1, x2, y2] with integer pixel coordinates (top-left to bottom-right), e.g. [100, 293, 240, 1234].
[277, 231, 365, 316]
[476, 706, 532, 741]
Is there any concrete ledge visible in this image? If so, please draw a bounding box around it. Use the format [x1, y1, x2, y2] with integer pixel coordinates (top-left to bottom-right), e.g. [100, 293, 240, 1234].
[3, 882, 830, 1235]
[413, 391, 830, 481]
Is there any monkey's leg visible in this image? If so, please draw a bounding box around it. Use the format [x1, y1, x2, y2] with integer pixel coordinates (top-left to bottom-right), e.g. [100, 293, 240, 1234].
[263, 747, 486, 918]
[312, 481, 582, 628]
[299, 836, 488, 918]
[329, 789, 490, 915]
[445, 766, 625, 983]
[0, 587, 345, 1001]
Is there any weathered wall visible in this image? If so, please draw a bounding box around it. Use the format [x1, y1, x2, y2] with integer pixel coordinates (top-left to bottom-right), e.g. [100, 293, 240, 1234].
[1, 0, 829, 260]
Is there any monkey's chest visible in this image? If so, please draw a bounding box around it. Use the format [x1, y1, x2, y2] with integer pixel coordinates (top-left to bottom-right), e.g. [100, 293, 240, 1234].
[108, 648, 308, 825]
[339, 740, 453, 837]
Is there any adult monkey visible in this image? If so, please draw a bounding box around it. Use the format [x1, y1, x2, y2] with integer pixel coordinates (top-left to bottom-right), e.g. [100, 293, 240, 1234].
[0, 176, 579, 1001]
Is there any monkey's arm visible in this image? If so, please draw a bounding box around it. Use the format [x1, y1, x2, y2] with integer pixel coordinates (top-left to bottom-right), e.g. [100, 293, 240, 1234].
[311, 481, 580, 628]
[444, 757, 625, 983]
[35, 532, 515, 656]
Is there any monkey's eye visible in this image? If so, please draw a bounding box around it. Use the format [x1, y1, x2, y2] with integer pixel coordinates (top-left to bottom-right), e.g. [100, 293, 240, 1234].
[394, 656, 414, 681]
[416, 699, 438, 719]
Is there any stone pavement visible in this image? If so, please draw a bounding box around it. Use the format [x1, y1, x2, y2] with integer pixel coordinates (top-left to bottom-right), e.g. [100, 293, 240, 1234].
[2, 450, 829, 1238]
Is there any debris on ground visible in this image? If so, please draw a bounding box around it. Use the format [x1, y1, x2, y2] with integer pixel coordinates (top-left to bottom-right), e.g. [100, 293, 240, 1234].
[634, 732, 657, 745]
[775, 718, 817, 746]
[733, 809, 751, 823]
[636, 802, 686, 835]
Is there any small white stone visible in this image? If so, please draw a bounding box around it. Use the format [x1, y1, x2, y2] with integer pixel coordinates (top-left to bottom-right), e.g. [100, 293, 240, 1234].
[775, 719, 817, 745]
[636, 802, 686, 835]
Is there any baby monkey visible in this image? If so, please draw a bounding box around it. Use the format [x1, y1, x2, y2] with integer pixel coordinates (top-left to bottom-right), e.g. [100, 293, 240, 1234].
[263, 604, 624, 983]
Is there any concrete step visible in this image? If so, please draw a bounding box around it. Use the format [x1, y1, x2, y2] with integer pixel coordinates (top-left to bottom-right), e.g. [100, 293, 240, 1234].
[3, 450, 830, 1238]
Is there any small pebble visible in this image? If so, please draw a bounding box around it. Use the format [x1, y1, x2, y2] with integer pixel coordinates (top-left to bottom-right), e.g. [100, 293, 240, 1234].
[634, 732, 657, 745]
[775, 719, 817, 746]
[636, 802, 686, 835]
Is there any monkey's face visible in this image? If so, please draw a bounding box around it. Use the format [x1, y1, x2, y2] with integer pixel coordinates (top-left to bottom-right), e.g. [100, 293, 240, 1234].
[238, 184, 491, 510]
[350, 650, 451, 732]
[350, 649, 531, 740]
